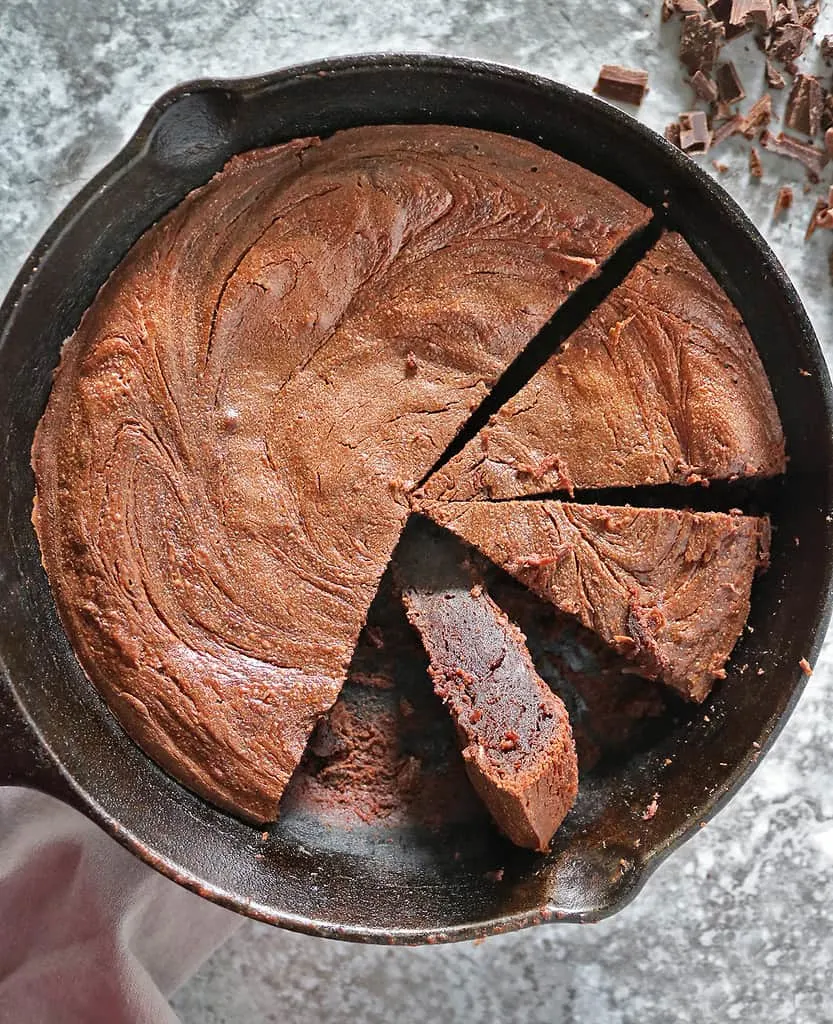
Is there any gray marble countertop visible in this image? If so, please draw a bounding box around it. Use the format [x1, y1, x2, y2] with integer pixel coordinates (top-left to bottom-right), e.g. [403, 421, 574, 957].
[2, 1, 833, 1021]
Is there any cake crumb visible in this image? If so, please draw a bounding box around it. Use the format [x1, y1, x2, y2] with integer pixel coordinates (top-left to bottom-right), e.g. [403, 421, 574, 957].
[642, 793, 660, 820]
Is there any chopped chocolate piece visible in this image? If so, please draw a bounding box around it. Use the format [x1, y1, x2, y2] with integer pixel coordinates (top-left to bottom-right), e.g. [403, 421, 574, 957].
[680, 110, 713, 151]
[826, 127, 833, 156]
[667, 0, 709, 15]
[713, 114, 744, 144]
[769, 22, 813, 64]
[716, 61, 746, 104]
[729, 0, 773, 29]
[822, 94, 833, 132]
[741, 94, 773, 138]
[765, 57, 786, 89]
[418, 501, 771, 703]
[594, 64, 650, 105]
[760, 129, 829, 180]
[797, 0, 819, 29]
[665, 121, 683, 147]
[805, 189, 833, 237]
[692, 69, 719, 101]
[680, 15, 726, 76]
[398, 535, 578, 852]
[421, 233, 785, 500]
[773, 184, 794, 217]
[708, 0, 749, 37]
[713, 159, 730, 171]
[785, 74, 824, 136]
[821, 34, 833, 60]
[749, 147, 764, 177]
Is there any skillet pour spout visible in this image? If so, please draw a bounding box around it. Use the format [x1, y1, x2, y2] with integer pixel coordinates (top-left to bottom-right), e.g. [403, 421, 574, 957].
[0, 54, 831, 945]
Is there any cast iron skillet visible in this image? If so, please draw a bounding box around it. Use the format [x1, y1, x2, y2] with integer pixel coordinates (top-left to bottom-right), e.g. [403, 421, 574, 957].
[1, 55, 832, 945]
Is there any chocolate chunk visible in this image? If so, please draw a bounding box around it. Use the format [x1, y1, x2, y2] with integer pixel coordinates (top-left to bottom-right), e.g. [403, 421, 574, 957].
[666, 0, 709, 16]
[765, 57, 786, 89]
[798, 0, 820, 29]
[826, 127, 833, 156]
[741, 94, 773, 138]
[665, 121, 683, 147]
[821, 94, 833, 133]
[785, 74, 824, 136]
[713, 113, 744, 145]
[679, 110, 713, 152]
[708, 0, 750, 37]
[680, 15, 726, 76]
[805, 188, 833, 238]
[594, 64, 650, 105]
[760, 129, 829, 180]
[716, 61, 746, 104]
[692, 69, 719, 101]
[821, 34, 833, 60]
[730, 0, 774, 29]
[769, 22, 813, 64]
[749, 147, 763, 177]
[773, 184, 794, 218]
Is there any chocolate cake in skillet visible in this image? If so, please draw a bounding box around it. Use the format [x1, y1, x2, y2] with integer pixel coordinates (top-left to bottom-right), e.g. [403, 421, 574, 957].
[421, 232, 785, 502]
[31, 125, 650, 823]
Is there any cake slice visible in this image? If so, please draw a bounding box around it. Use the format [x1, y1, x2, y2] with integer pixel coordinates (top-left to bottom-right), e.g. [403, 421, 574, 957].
[422, 232, 785, 502]
[397, 533, 578, 851]
[419, 500, 770, 702]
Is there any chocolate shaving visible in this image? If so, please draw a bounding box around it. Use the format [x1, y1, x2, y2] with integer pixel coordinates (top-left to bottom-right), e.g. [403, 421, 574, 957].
[773, 184, 793, 218]
[594, 65, 650, 105]
[740, 94, 773, 138]
[729, 0, 773, 29]
[679, 110, 713, 152]
[760, 129, 829, 180]
[716, 61, 746, 104]
[712, 113, 744, 144]
[749, 147, 763, 177]
[692, 69, 719, 101]
[765, 57, 786, 89]
[680, 15, 726, 76]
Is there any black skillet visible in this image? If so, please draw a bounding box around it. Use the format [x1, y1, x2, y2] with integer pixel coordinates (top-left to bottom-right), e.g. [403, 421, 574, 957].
[1, 55, 832, 945]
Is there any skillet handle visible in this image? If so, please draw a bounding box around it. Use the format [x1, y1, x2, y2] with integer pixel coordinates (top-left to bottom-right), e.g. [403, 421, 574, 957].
[0, 679, 78, 804]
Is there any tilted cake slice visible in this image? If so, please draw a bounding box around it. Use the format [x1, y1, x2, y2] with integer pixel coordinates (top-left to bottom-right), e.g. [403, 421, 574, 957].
[397, 532, 578, 851]
[418, 500, 769, 702]
[422, 232, 785, 502]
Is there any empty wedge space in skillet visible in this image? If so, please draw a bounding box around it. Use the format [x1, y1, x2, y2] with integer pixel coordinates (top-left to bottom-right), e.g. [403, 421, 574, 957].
[31, 124, 652, 823]
[417, 499, 770, 702]
[396, 530, 578, 852]
[421, 232, 785, 502]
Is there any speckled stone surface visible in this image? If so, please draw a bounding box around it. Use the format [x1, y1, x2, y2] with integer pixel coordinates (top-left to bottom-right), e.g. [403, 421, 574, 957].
[2, 1, 833, 1021]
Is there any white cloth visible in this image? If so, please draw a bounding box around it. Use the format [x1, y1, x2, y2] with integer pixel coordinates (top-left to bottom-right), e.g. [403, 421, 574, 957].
[0, 789, 242, 1024]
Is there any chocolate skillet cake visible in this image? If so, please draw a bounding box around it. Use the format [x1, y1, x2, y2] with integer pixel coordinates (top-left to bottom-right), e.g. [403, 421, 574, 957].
[31, 125, 651, 824]
[397, 533, 578, 851]
[422, 231, 785, 502]
[417, 500, 770, 703]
